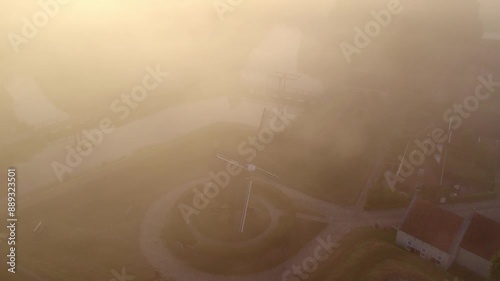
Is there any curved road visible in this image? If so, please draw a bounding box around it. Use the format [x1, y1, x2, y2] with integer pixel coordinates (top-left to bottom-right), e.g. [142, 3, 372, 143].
[139, 174, 500, 281]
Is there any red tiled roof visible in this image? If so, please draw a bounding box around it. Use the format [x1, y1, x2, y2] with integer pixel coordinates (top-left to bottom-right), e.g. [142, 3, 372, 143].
[400, 200, 465, 253]
[461, 213, 500, 260]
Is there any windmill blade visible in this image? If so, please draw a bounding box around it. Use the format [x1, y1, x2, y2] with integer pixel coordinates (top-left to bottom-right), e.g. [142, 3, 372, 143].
[216, 153, 246, 170]
[239, 179, 253, 233]
[256, 167, 279, 178]
[396, 142, 410, 177]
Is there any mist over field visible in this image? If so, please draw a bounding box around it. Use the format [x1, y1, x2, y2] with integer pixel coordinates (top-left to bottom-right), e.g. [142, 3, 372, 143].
[1, 1, 499, 281]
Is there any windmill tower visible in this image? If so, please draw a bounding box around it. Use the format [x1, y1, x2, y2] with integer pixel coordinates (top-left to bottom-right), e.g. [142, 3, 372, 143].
[215, 153, 279, 233]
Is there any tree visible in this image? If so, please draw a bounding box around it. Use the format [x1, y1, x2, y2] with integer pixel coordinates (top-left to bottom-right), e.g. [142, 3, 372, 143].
[491, 250, 500, 281]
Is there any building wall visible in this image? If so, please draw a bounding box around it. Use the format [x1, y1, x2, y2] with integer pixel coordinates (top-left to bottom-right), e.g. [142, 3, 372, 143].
[455, 248, 492, 278]
[396, 231, 453, 269]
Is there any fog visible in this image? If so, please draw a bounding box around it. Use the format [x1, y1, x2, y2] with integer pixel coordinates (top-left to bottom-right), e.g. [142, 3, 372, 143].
[1, 1, 499, 281]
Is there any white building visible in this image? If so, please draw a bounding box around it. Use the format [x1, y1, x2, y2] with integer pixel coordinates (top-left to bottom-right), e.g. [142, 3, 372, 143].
[456, 213, 500, 277]
[397, 198, 500, 277]
[396, 199, 468, 269]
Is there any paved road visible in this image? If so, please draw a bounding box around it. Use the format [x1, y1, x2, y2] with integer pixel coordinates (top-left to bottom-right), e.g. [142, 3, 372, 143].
[14, 97, 268, 195]
[139, 175, 500, 281]
[139, 177, 356, 281]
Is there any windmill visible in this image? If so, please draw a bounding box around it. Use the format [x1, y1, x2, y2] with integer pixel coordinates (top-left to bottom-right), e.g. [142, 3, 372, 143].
[215, 153, 279, 233]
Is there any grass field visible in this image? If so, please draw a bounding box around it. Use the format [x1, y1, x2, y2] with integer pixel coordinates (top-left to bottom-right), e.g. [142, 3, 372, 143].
[4, 119, 384, 280]
[163, 182, 325, 275]
[312, 228, 466, 281]
[6, 123, 258, 280]
[254, 131, 377, 206]
[251, 95, 382, 206]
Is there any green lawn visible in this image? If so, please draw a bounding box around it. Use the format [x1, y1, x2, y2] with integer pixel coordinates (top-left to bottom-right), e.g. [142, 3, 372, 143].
[255, 127, 378, 206]
[313, 228, 467, 281]
[8, 121, 402, 280]
[11, 121, 332, 280]
[163, 182, 325, 275]
[447, 148, 496, 189]
[13, 123, 256, 280]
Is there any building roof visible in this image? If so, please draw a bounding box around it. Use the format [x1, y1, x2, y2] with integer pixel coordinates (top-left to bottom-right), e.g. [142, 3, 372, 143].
[400, 199, 465, 253]
[460, 213, 500, 260]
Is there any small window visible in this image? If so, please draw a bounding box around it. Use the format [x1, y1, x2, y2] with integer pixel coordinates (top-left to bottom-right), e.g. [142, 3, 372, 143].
[406, 241, 412, 250]
[432, 257, 441, 265]
[420, 248, 427, 258]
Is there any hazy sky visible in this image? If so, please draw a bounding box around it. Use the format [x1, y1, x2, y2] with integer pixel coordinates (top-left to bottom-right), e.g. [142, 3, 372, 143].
[1, 0, 497, 112]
